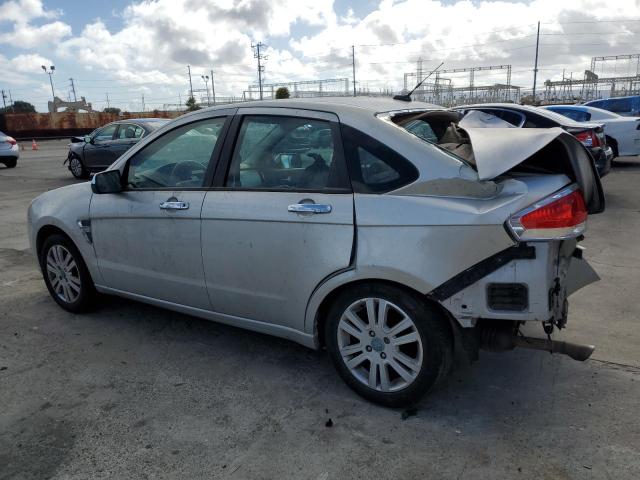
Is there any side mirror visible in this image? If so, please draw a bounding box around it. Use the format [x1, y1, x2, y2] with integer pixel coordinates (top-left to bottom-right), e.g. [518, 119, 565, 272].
[91, 169, 123, 194]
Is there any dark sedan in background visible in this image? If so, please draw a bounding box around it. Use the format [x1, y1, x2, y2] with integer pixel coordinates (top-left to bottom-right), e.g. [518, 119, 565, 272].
[66, 118, 168, 178]
[451, 103, 613, 177]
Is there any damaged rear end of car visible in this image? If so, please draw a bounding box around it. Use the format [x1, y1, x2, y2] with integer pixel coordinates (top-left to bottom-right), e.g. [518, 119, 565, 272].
[373, 108, 605, 363]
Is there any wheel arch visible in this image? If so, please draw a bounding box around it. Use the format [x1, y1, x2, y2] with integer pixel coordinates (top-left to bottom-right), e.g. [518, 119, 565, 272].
[605, 135, 619, 157]
[312, 277, 457, 354]
[36, 224, 72, 258]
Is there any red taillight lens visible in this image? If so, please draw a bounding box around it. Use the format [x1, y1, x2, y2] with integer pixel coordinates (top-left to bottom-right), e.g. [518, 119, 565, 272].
[508, 187, 588, 240]
[573, 130, 599, 147]
[5, 136, 16, 145]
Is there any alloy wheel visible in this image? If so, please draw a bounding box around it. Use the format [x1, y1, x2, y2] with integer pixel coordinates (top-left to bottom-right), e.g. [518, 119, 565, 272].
[45, 245, 81, 303]
[69, 157, 84, 177]
[337, 297, 423, 392]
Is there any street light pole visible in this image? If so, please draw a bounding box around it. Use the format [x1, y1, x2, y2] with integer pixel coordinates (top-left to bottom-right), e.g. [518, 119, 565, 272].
[201, 75, 210, 105]
[42, 65, 56, 110]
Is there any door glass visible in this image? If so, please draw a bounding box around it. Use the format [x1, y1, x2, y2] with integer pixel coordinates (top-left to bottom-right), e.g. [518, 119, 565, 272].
[225, 116, 348, 190]
[126, 117, 226, 189]
[93, 124, 118, 142]
[117, 124, 144, 140]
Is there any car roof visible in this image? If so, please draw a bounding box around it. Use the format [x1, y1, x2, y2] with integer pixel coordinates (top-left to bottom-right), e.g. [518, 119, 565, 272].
[544, 104, 621, 117]
[195, 97, 442, 118]
[585, 95, 639, 102]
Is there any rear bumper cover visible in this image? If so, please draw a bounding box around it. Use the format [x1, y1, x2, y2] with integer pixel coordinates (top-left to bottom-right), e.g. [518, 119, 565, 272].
[433, 240, 598, 328]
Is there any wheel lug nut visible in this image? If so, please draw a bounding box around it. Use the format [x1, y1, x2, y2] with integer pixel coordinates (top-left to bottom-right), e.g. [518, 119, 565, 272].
[369, 331, 375, 337]
[380, 352, 386, 359]
[383, 337, 390, 344]
[366, 345, 372, 352]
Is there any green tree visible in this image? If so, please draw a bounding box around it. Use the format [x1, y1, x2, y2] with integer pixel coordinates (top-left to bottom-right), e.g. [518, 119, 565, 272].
[185, 96, 200, 111]
[103, 107, 121, 115]
[275, 87, 290, 99]
[0, 100, 36, 113]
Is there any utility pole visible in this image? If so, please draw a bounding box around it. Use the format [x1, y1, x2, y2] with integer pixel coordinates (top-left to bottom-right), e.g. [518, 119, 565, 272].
[106, 93, 110, 109]
[352, 45, 356, 97]
[69, 78, 77, 102]
[187, 65, 194, 99]
[252, 42, 267, 100]
[141, 93, 145, 112]
[1, 90, 6, 110]
[532, 21, 540, 103]
[8, 90, 13, 112]
[211, 69, 216, 105]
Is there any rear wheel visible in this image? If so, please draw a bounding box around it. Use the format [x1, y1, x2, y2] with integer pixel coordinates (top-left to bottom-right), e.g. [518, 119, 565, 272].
[325, 284, 452, 407]
[606, 136, 619, 158]
[3, 158, 17, 168]
[69, 155, 89, 179]
[40, 234, 96, 313]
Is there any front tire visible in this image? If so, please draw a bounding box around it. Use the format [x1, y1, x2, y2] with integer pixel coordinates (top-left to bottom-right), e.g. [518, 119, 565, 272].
[325, 284, 452, 407]
[68, 155, 89, 179]
[40, 234, 96, 313]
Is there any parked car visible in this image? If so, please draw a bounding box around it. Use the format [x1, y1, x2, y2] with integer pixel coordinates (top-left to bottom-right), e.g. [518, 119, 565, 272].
[584, 95, 640, 117]
[451, 103, 613, 177]
[543, 104, 640, 158]
[28, 98, 604, 407]
[65, 118, 169, 178]
[0, 130, 19, 168]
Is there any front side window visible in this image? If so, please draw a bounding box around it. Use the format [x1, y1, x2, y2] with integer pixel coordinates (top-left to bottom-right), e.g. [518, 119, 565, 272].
[341, 124, 418, 193]
[117, 124, 145, 140]
[126, 117, 226, 189]
[93, 124, 118, 142]
[225, 115, 349, 191]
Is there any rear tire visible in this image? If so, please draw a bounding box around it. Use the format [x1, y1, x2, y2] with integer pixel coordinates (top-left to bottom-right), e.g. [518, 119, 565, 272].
[39, 234, 96, 313]
[69, 155, 89, 179]
[606, 136, 619, 158]
[325, 283, 452, 407]
[3, 158, 17, 168]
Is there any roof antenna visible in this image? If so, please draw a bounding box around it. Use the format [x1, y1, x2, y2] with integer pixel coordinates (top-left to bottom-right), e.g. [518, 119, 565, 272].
[393, 62, 445, 102]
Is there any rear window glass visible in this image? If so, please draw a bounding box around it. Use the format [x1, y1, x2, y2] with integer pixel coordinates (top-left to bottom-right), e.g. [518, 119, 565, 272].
[477, 109, 523, 126]
[341, 124, 418, 193]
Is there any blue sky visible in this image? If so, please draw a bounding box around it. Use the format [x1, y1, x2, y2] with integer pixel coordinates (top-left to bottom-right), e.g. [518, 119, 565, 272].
[0, 0, 638, 112]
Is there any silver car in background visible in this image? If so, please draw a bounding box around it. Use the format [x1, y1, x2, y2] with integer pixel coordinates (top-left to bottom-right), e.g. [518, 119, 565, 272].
[27, 98, 604, 406]
[0, 130, 19, 168]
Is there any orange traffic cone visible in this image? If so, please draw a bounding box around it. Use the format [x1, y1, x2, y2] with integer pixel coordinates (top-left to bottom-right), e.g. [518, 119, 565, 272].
[32, 139, 38, 150]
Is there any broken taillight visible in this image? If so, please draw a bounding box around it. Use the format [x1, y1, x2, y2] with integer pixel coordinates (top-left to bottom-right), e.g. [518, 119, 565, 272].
[507, 185, 587, 240]
[573, 130, 600, 148]
[4, 136, 16, 145]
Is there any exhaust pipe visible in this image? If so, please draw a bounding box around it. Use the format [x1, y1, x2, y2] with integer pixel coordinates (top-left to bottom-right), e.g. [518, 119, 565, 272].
[481, 327, 595, 361]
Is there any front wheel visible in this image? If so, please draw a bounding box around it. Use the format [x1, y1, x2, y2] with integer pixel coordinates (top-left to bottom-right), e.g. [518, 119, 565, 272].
[40, 234, 96, 313]
[68, 155, 89, 179]
[325, 284, 452, 407]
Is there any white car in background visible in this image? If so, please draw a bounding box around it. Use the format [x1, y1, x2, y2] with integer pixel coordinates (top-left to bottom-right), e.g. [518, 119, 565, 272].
[0, 130, 19, 168]
[543, 105, 640, 158]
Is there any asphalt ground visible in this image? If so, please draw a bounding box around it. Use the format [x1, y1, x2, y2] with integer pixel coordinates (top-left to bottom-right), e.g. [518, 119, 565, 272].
[1, 140, 638, 479]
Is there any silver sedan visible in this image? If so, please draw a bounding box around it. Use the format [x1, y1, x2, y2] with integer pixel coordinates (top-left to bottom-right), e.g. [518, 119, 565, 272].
[27, 98, 604, 406]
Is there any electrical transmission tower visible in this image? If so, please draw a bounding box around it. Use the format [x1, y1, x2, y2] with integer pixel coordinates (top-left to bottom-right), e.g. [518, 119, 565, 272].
[252, 42, 268, 100]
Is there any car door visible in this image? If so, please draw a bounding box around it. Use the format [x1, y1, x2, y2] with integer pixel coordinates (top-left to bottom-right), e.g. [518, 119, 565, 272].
[111, 123, 146, 160]
[84, 123, 119, 169]
[200, 108, 354, 331]
[90, 112, 233, 309]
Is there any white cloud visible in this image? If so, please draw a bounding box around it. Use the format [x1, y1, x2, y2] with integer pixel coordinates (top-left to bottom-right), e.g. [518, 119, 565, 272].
[0, 20, 72, 48]
[0, 0, 59, 23]
[2, 0, 640, 110]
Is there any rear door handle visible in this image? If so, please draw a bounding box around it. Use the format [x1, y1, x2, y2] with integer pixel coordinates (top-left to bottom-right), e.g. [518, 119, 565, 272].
[288, 203, 332, 214]
[160, 200, 189, 210]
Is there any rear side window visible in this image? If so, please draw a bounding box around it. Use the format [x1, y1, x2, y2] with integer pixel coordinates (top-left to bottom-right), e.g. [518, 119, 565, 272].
[551, 108, 591, 122]
[341, 124, 418, 193]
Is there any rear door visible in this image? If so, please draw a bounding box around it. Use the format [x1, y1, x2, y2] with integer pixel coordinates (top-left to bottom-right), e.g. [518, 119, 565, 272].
[84, 123, 119, 169]
[200, 108, 354, 331]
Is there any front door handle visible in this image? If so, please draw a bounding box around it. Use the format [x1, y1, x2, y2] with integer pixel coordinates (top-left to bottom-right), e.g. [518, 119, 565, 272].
[288, 203, 332, 214]
[160, 200, 190, 210]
